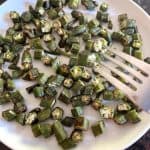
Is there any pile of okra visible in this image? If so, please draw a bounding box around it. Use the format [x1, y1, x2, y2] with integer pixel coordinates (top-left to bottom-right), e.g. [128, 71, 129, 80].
[0, 0, 150, 149]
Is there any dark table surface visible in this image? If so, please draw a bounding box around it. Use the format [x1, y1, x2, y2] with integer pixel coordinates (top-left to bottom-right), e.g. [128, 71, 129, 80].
[0, 0, 150, 150]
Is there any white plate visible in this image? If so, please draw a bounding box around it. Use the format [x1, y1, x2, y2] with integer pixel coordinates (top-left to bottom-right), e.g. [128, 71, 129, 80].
[0, 0, 150, 150]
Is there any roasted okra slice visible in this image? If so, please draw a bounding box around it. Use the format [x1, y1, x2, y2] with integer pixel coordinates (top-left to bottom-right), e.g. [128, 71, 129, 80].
[117, 103, 131, 112]
[21, 11, 33, 23]
[80, 95, 91, 105]
[0, 78, 4, 93]
[11, 90, 24, 104]
[51, 107, 64, 120]
[100, 2, 108, 12]
[14, 102, 27, 113]
[39, 123, 53, 138]
[71, 130, 83, 143]
[72, 25, 87, 36]
[0, 92, 11, 105]
[74, 116, 89, 131]
[71, 106, 83, 117]
[125, 109, 141, 123]
[70, 66, 83, 80]
[31, 123, 41, 137]
[2, 109, 16, 121]
[40, 96, 56, 108]
[63, 78, 74, 89]
[34, 49, 43, 60]
[33, 86, 44, 97]
[81, 0, 97, 10]
[103, 90, 114, 100]
[99, 106, 114, 119]
[10, 11, 20, 23]
[61, 116, 75, 127]
[60, 138, 77, 149]
[68, 0, 81, 9]
[91, 120, 105, 137]
[72, 80, 85, 95]
[92, 98, 103, 110]
[16, 113, 26, 125]
[57, 64, 70, 77]
[44, 85, 57, 97]
[81, 69, 91, 82]
[37, 108, 51, 122]
[25, 111, 38, 125]
[53, 120, 68, 144]
[59, 88, 72, 104]
[114, 113, 127, 125]
[113, 89, 125, 100]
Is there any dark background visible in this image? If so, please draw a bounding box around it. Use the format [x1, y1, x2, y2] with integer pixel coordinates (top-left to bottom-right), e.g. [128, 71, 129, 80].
[0, 0, 149, 150]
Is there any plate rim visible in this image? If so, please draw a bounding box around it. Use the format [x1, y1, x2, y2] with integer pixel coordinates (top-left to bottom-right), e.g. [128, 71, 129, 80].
[0, 0, 149, 150]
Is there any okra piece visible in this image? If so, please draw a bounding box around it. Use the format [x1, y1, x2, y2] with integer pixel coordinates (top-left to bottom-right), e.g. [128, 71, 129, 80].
[72, 80, 85, 95]
[68, 0, 81, 9]
[39, 123, 53, 138]
[126, 109, 141, 123]
[25, 112, 38, 125]
[50, 0, 63, 8]
[72, 25, 87, 36]
[3, 50, 14, 62]
[22, 49, 32, 71]
[11, 90, 24, 104]
[123, 46, 133, 55]
[103, 90, 114, 100]
[2, 71, 12, 80]
[28, 68, 40, 80]
[44, 85, 57, 97]
[88, 19, 99, 28]
[59, 15, 70, 27]
[57, 64, 70, 77]
[72, 96, 84, 107]
[53, 120, 68, 143]
[133, 49, 143, 60]
[42, 55, 54, 66]
[70, 66, 83, 80]
[16, 113, 26, 125]
[2, 109, 16, 121]
[97, 11, 109, 22]
[37, 108, 51, 122]
[59, 88, 72, 104]
[81, 0, 96, 10]
[40, 19, 52, 33]
[92, 99, 102, 110]
[71, 130, 83, 143]
[10, 11, 20, 23]
[81, 95, 91, 105]
[92, 76, 105, 93]
[108, 20, 113, 29]
[63, 78, 74, 89]
[74, 116, 89, 131]
[0, 92, 11, 105]
[51, 107, 64, 120]
[26, 84, 39, 94]
[13, 32, 25, 44]
[100, 2, 108, 12]
[40, 96, 56, 108]
[71, 43, 80, 54]
[60, 138, 77, 149]
[21, 11, 33, 23]
[47, 9, 58, 20]
[34, 49, 43, 60]
[82, 32, 91, 41]
[117, 103, 131, 112]
[0, 78, 4, 93]
[77, 51, 89, 66]
[14, 102, 27, 113]
[47, 75, 64, 87]
[113, 89, 125, 100]
[81, 69, 91, 82]
[6, 79, 15, 91]
[99, 106, 114, 119]
[83, 84, 94, 95]
[33, 86, 44, 97]
[114, 113, 127, 125]
[30, 38, 43, 49]
[31, 123, 41, 137]
[91, 120, 105, 137]
[69, 56, 78, 67]
[37, 73, 48, 85]
[62, 116, 75, 127]
[71, 106, 83, 117]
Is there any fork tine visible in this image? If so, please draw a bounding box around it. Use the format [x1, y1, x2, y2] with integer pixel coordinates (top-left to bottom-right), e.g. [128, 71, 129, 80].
[109, 49, 150, 75]
[104, 54, 146, 82]
[94, 65, 136, 103]
[100, 61, 140, 89]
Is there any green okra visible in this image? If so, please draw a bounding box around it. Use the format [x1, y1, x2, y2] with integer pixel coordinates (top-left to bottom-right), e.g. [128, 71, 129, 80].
[53, 120, 68, 143]
[71, 106, 83, 117]
[40, 96, 56, 108]
[61, 116, 75, 127]
[68, 0, 81, 9]
[40, 123, 53, 138]
[51, 107, 64, 120]
[60, 138, 77, 149]
[71, 130, 83, 143]
[37, 108, 51, 122]
[2, 109, 16, 121]
[91, 120, 105, 137]
[92, 99, 102, 110]
[14, 102, 27, 113]
[114, 113, 127, 125]
[16, 113, 26, 125]
[63, 78, 74, 89]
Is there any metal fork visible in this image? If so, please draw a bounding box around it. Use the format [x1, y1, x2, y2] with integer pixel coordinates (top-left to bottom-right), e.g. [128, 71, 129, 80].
[94, 49, 150, 112]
